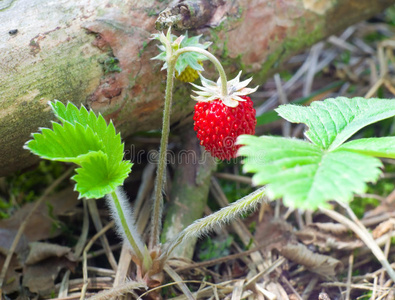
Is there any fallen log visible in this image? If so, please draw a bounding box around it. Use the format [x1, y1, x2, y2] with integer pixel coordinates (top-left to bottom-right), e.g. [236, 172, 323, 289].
[0, 0, 393, 175]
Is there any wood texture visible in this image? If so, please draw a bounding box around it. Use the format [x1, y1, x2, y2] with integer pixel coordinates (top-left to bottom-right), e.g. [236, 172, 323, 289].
[0, 0, 394, 175]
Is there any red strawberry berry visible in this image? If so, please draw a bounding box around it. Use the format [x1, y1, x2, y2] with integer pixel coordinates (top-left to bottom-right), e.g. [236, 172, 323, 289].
[191, 71, 258, 160]
[193, 96, 256, 160]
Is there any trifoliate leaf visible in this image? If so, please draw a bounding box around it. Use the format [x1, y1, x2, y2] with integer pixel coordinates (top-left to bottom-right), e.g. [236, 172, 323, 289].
[237, 135, 383, 210]
[25, 101, 132, 199]
[238, 97, 395, 210]
[276, 97, 395, 150]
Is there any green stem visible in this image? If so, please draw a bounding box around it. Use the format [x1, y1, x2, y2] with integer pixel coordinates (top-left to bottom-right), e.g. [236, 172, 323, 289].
[149, 56, 176, 250]
[149, 43, 229, 250]
[111, 190, 144, 263]
[174, 47, 228, 97]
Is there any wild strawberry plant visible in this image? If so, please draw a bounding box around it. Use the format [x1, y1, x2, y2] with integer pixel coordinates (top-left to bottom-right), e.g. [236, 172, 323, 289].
[24, 29, 265, 291]
[24, 26, 395, 293]
[24, 101, 150, 270]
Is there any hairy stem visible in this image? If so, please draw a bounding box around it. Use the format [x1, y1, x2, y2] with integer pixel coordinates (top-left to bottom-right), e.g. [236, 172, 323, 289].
[161, 187, 266, 260]
[110, 190, 145, 263]
[149, 40, 229, 250]
[149, 57, 176, 249]
[174, 47, 228, 97]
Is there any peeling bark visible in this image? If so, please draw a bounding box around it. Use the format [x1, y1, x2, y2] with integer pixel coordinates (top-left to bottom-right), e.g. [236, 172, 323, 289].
[0, 0, 394, 175]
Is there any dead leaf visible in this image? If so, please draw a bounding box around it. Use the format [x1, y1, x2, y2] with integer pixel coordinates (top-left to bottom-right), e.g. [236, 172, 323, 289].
[372, 219, 395, 239]
[296, 224, 363, 251]
[0, 187, 79, 242]
[254, 216, 343, 276]
[23, 256, 74, 295]
[280, 243, 343, 277]
[22, 242, 76, 295]
[25, 242, 73, 265]
[0, 228, 29, 257]
[254, 217, 297, 251]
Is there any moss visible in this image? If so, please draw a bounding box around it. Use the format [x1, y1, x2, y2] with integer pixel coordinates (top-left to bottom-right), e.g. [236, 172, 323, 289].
[138, 41, 148, 58]
[1, 160, 66, 219]
[101, 55, 122, 73]
[282, 21, 325, 53]
[0, 29, 102, 175]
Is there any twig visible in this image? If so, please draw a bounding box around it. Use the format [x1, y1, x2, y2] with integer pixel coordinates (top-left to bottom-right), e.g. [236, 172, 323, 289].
[134, 163, 156, 215]
[0, 167, 73, 294]
[81, 221, 116, 300]
[174, 237, 283, 273]
[245, 257, 285, 287]
[255, 284, 275, 300]
[58, 198, 90, 298]
[282, 276, 303, 300]
[231, 280, 245, 300]
[113, 244, 133, 288]
[303, 42, 323, 97]
[255, 26, 356, 115]
[87, 199, 118, 271]
[372, 276, 378, 300]
[320, 206, 395, 282]
[164, 265, 196, 300]
[214, 173, 253, 185]
[138, 279, 236, 300]
[274, 73, 291, 137]
[87, 280, 147, 300]
[345, 253, 354, 300]
[302, 277, 318, 300]
[365, 76, 385, 98]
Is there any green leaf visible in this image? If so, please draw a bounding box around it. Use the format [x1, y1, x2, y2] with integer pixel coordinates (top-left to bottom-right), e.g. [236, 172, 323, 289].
[184, 54, 204, 71]
[25, 101, 132, 199]
[276, 97, 395, 150]
[238, 97, 395, 210]
[175, 57, 189, 75]
[72, 151, 132, 199]
[237, 135, 383, 210]
[153, 32, 210, 73]
[51, 100, 91, 125]
[50, 101, 124, 165]
[26, 122, 103, 164]
[338, 137, 395, 158]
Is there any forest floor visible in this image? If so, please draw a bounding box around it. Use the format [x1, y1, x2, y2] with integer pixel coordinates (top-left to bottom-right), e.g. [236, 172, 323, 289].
[2, 8, 395, 300]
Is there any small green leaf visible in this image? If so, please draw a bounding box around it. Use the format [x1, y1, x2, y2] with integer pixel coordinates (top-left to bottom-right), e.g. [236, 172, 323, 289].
[153, 32, 210, 74]
[276, 97, 395, 150]
[25, 101, 132, 199]
[72, 151, 132, 199]
[185, 55, 204, 71]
